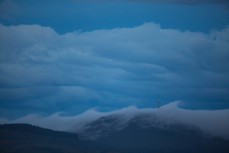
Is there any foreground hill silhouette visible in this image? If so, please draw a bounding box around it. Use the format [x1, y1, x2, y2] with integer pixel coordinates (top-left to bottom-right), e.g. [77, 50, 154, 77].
[1, 120, 229, 153]
[0, 124, 118, 153]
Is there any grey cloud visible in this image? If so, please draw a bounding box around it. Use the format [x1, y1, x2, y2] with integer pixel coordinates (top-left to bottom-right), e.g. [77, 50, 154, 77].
[73, 0, 229, 5]
[130, 0, 229, 5]
[0, 23, 229, 117]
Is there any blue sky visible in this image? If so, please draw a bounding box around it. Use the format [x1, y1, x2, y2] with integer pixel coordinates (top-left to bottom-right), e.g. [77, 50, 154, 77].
[0, 0, 229, 118]
[1, 0, 229, 33]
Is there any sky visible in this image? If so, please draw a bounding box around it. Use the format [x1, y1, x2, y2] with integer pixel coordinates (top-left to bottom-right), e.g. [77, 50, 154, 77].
[0, 0, 229, 119]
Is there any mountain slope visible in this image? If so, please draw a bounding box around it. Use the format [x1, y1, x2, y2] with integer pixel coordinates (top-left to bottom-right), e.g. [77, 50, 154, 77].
[79, 114, 229, 153]
[0, 124, 119, 153]
[1, 104, 229, 153]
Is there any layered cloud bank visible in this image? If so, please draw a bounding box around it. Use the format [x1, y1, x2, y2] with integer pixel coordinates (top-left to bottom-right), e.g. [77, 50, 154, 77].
[0, 22, 229, 116]
[1, 102, 229, 140]
[130, 0, 229, 4]
[73, 0, 229, 5]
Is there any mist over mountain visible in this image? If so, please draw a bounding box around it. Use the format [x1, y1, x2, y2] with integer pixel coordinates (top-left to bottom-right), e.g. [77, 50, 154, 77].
[1, 117, 229, 153]
[79, 114, 229, 153]
[1, 102, 229, 153]
[1, 102, 229, 140]
[1, 0, 229, 153]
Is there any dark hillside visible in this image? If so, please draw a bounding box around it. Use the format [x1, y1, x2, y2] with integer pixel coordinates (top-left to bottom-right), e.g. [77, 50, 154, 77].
[80, 115, 229, 153]
[0, 124, 119, 153]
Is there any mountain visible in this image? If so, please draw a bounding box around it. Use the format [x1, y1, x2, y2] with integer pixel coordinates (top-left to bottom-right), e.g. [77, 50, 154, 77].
[78, 113, 229, 153]
[0, 124, 120, 153]
[1, 104, 229, 153]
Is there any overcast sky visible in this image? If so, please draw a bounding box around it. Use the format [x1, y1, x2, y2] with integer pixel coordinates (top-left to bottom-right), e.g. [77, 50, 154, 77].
[0, 0, 229, 119]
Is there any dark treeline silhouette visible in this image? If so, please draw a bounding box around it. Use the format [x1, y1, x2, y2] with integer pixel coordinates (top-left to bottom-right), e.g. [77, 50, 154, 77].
[0, 122, 229, 153]
[0, 124, 119, 153]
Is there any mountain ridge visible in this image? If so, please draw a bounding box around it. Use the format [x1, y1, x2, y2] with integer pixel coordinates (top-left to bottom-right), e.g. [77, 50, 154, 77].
[78, 114, 229, 153]
[1, 116, 229, 153]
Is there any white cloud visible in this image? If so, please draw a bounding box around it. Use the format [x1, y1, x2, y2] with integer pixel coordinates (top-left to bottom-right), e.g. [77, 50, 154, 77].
[157, 102, 229, 140]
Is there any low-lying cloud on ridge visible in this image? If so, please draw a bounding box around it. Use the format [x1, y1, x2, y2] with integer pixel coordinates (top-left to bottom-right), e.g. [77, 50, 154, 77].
[1, 101, 229, 140]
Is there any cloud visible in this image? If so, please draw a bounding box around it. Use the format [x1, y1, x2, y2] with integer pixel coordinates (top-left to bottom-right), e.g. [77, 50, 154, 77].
[0, 22, 229, 117]
[158, 102, 229, 140]
[129, 0, 229, 5]
[1, 102, 229, 140]
[72, 0, 229, 5]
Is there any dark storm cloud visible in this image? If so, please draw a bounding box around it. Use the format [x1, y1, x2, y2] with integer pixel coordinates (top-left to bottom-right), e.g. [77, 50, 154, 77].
[0, 23, 229, 117]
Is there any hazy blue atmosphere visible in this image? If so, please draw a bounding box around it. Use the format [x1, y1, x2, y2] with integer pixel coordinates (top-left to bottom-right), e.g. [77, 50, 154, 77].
[0, 0, 229, 119]
[1, 1, 229, 153]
